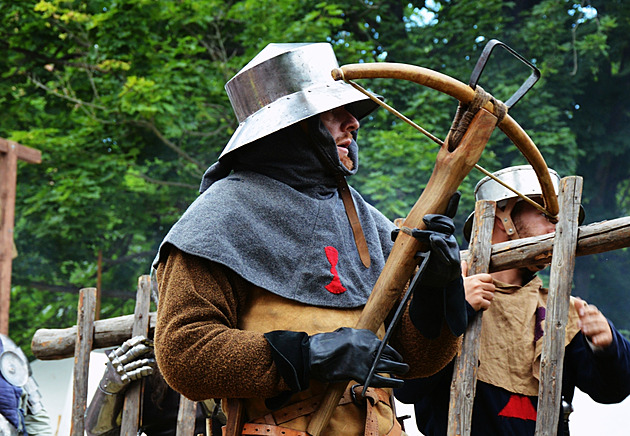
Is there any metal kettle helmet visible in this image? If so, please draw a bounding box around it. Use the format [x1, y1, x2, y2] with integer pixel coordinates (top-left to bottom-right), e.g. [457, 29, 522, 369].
[463, 165, 585, 241]
[219, 42, 380, 159]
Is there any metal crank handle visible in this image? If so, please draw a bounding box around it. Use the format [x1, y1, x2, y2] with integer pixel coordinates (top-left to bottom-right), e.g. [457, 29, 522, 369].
[469, 38, 541, 109]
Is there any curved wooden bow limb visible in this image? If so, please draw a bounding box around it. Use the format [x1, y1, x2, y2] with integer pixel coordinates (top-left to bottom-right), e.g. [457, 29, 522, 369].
[307, 63, 558, 436]
[332, 63, 559, 219]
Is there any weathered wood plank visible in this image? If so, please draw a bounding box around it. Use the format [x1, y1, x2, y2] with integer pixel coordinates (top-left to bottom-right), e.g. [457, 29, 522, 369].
[534, 176, 582, 435]
[447, 200, 496, 436]
[176, 396, 197, 436]
[120, 275, 152, 435]
[70, 288, 97, 436]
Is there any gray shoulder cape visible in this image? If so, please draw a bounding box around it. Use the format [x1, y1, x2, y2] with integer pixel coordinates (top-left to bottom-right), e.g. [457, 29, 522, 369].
[154, 171, 395, 308]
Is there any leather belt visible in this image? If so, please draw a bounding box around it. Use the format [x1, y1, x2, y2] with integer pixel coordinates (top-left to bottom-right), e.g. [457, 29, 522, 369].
[228, 385, 402, 436]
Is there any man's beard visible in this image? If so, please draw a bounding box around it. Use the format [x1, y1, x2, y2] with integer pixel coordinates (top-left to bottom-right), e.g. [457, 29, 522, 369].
[340, 154, 354, 171]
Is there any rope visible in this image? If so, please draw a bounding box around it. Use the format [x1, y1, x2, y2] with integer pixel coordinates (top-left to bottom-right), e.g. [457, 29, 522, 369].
[447, 85, 507, 150]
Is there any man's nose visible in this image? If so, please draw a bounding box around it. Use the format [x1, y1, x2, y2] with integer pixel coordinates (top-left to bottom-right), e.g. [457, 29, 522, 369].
[341, 109, 360, 132]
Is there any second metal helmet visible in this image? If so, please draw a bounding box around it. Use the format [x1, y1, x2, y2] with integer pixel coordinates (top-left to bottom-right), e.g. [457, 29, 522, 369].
[219, 42, 380, 159]
[463, 165, 585, 241]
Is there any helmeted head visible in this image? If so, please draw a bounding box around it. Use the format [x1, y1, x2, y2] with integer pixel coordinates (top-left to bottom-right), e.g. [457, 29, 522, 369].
[0, 334, 30, 387]
[219, 42, 380, 159]
[463, 165, 585, 241]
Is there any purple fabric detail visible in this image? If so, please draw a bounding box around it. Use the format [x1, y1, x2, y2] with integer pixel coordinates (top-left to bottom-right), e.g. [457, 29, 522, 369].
[534, 306, 546, 342]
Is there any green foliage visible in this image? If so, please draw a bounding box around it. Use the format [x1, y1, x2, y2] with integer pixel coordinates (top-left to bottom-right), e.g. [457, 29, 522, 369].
[2, 0, 630, 356]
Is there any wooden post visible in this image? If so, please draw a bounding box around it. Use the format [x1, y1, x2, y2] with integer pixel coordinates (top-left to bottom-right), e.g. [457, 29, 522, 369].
[120, 275, 152, 435]
[70, 287, 97, 436]
[447, 200, 496, 435]
[534, 176, 583, 435]
[176, 396, 198, 436]
[0, 143, 17, 336]
[96, 249, 103, 320]
[0, 138, 41, 335]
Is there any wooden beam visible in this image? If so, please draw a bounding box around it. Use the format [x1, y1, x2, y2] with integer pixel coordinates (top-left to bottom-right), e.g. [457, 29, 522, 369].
[176, 397, 198, 436]
[0, 138, 41, 335]
[461, 215, 630, 272]
[32, 312, 157, 360]
[0, 138, 42, 164]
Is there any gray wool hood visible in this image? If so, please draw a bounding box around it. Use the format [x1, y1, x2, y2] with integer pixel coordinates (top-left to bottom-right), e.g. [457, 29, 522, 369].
[154, 116, 395, 308]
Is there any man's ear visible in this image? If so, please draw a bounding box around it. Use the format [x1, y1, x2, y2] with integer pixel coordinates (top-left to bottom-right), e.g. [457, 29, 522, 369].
[495, 215, 506, 232]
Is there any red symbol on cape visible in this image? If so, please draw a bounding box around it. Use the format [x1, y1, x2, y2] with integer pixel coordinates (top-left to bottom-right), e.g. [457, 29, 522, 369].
[324, 246, 347, 294]
[498, 394, 537, 421]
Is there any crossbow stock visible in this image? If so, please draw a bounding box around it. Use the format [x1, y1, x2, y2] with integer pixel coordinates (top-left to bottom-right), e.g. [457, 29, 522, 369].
[307, 41, 559, 435]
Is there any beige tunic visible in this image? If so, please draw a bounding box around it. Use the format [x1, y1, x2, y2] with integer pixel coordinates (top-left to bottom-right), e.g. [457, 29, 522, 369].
[477, 276, 581, 396]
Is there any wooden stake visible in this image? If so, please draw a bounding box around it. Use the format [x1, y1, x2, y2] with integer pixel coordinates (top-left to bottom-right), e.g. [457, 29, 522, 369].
[70, 287, 97, 436]
[0, 143, 17, 335]
[534, 176, 582, 435]
[96, 249, 102, 320]
[120, 275, 152, 435]
[176, 396, 198, 435]
[447, 200, 495, 436]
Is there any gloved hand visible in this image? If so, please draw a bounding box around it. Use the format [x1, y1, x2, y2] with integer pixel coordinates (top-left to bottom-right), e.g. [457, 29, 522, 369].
[408, 214, 461, 287]
[308, 327, 409, 388]
[99, 335, 156, 395]
[401, 193, 467, 339]
[407, 192, 462, 287]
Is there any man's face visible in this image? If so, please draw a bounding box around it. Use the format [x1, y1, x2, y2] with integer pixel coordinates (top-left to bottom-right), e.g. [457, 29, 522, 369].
[511, 199, 556, 273]
[512, 201, 557, 239]
[320, 106, 360, 170]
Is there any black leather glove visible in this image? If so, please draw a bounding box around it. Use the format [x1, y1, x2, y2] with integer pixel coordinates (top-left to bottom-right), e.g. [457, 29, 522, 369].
[391, 192, 462, 287]
[263, 327, 409, 409]
[399, 193, 467, 339]
[308, 327, 409, 388]
[408, 214, 461, 287]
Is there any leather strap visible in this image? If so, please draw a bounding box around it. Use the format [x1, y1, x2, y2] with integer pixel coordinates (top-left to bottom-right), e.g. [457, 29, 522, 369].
[298, 119, 371, 269]
[495, 197, 519, 239]
[252, 395, 325, 426]
[241, 423, 309, 436]
[345, 386, 401, 436]
[337, 175, 371, 268]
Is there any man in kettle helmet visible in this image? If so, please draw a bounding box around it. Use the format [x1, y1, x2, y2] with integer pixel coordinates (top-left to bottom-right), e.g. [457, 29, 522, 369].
[153, 42, 468, 435]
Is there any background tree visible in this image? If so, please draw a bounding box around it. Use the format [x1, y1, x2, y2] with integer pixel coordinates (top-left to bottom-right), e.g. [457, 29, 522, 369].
[1, 0, 628, 355]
